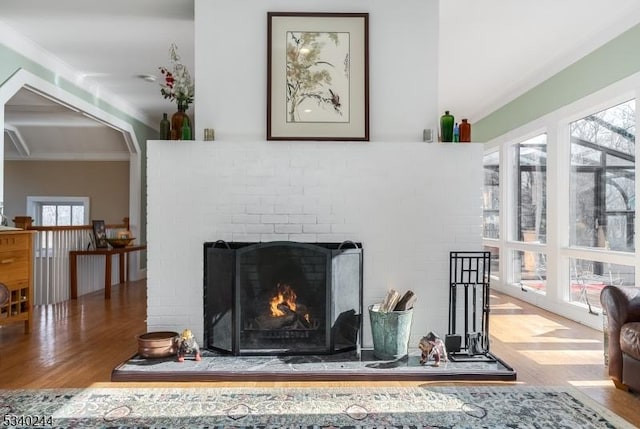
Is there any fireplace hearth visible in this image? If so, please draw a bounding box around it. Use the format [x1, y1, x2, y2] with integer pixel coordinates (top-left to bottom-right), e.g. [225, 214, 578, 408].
[204, 241, 363, 356]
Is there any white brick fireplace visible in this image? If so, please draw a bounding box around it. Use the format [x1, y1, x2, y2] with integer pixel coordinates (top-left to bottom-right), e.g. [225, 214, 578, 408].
[146, 140, 483, 347]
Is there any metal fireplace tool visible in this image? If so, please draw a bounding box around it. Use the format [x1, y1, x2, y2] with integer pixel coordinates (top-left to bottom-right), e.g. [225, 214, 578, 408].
[446, 251, 499, 363]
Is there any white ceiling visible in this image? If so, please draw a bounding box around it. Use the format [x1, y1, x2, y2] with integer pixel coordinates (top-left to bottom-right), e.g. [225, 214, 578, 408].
[2, 0, 640, 160]
[1, 0, 194, 160]
[440, 0, 640, 122]
[4, 89, 129, 160]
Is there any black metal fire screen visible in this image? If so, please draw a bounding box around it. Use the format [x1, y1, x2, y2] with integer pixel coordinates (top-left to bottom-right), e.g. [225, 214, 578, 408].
[204, 241, 362, 356]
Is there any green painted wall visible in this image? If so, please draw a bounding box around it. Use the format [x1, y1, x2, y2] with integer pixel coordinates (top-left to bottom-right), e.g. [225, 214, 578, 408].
[474, 23, 640, 142]
[0, 43, 156, 248]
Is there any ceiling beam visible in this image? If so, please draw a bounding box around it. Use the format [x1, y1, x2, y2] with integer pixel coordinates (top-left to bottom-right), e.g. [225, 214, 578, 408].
[3, 125, 30, 158]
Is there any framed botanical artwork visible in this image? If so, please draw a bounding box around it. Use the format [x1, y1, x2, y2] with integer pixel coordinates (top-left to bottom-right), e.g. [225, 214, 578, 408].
[267, 12, 369, 141]
[92, 220, 108, 249]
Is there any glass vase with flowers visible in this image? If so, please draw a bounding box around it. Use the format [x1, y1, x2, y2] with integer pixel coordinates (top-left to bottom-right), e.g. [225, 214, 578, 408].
[159, 43, 194, 140]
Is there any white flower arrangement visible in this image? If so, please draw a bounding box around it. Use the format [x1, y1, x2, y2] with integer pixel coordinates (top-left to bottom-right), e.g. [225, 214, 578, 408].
[159, 43, 194, 109]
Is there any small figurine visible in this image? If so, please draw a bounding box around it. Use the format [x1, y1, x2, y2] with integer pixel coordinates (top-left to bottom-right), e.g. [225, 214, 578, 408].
[176, 329, 201, 362]
[419, 331, 448, 367]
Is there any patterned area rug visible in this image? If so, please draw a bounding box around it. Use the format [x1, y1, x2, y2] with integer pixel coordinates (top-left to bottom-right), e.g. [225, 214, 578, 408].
[0, 386, 633, 428]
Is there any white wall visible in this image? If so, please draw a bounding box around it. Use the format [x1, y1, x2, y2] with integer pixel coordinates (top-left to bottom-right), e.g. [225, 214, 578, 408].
[193, 0, 439, 142]
[147, 141, 483, 346]
[145, 0, 484, 349]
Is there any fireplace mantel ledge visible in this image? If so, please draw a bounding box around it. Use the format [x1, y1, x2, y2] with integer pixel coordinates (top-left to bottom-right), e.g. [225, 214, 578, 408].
[153, 140, 483, 146]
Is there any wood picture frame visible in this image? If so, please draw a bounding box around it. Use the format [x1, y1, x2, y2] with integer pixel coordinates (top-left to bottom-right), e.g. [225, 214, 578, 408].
[267, 12, 369, 141]
[92, 220, 108, 249]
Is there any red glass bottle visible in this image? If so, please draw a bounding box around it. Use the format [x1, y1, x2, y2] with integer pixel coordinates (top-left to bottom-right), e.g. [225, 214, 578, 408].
[459, 118, 471, 142]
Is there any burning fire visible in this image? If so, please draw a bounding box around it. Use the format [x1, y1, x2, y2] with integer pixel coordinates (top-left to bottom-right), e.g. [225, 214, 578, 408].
[270, 283, 297, 317]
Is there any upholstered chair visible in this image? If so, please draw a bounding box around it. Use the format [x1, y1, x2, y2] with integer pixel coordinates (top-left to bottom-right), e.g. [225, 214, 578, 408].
[600, 285, 640, 391]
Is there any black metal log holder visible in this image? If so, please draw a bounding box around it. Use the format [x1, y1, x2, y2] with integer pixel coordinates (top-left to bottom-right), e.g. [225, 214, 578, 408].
[447, 251, 496, 362]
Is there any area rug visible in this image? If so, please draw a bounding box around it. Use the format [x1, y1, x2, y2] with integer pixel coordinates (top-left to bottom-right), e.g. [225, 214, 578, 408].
[0, 386, 632, 428]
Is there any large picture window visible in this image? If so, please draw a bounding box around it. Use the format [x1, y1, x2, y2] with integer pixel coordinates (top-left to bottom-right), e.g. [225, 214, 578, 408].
[569, 100, 635, 252]
[483, 88, 638, 325]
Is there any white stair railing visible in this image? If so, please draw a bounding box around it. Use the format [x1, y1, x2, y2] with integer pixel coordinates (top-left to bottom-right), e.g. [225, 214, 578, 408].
[14, 217, 131, 305]
[32, 228, 93, 304]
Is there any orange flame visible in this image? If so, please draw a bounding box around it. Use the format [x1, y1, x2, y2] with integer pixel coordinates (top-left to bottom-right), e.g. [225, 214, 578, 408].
[269, 283, 297, 317]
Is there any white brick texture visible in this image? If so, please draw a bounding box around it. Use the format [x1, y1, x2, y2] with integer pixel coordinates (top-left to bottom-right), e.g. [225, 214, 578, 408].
[147, 141, 483, 347]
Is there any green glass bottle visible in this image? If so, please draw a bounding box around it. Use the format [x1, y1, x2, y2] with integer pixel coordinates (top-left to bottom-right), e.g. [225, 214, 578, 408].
[159, 113, 170, 140]
[440, 110, 454, 142]
[180, 115, 191, 140]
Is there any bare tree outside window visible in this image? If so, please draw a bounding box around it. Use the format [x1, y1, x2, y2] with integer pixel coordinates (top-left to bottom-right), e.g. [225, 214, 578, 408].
[570, 100, 635, 253]
[514, 135, 547, 244]
[40, 204, 84, 227]
[483, 152, 500, 239]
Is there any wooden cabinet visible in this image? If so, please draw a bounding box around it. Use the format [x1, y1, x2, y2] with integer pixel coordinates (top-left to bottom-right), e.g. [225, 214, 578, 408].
[0, 230, 35, 333]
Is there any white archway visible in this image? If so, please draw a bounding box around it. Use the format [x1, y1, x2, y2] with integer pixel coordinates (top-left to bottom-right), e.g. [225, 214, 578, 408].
[0, 68, 143, 277]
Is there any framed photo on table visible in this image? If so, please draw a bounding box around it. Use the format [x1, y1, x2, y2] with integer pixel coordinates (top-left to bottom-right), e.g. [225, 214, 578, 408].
[267, 12, 369, 141]
[92, 220, 108, 249]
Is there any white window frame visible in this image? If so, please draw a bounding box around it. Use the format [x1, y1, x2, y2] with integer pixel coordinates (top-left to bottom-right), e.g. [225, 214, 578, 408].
[482, 71, 640, 330]
[26, 196, 90, 226]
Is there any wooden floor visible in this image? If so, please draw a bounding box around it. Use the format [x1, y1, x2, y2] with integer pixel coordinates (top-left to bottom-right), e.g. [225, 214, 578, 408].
[1, 279, 639, 426]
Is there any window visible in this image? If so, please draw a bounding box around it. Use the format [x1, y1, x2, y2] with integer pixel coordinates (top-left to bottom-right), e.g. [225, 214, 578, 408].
[483, 152, 500, 239]
[27, 197, 89, 226]
[569, 100, 635, 252]
[40, 203, 85, 226]
[513, 250, 547, 294]
[27, 197, 90, 251]
[570, 258, 634, 313]
[513, 134, 547, 243]
[484, 245, 500, 281]
[483, 87, 638, 325]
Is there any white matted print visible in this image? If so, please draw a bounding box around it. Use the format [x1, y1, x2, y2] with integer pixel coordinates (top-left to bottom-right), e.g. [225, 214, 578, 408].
[267, 12, 369, 141]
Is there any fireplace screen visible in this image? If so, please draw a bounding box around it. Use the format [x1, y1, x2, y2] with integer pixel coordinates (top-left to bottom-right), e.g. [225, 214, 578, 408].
[204, 241, 362, 355]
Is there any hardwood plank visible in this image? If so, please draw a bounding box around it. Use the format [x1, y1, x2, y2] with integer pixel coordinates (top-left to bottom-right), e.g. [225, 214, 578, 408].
[0, 280, 638, 426]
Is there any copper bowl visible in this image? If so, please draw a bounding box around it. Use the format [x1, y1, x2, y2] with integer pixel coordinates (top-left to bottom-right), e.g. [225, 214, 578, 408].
[137, 331, 178, 358]
[107, 237, 135, 248]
